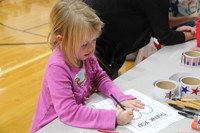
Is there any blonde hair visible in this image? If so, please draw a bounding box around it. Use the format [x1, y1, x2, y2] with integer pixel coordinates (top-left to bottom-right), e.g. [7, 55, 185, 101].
[48, 0, 104, 67]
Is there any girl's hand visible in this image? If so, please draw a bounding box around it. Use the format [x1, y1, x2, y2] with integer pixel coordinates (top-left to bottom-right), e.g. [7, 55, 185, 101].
[116, 107, 133, 125]
[119, 99, 145, 112]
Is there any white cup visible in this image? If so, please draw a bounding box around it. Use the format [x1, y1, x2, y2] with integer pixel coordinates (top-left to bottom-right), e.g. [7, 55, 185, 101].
[153, 80, 180, 102]
[179, 76, 200, 98]
[181, 51, 200, 66]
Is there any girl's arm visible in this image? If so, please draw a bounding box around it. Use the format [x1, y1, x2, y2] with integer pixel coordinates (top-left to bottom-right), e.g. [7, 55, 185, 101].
[47, 64, 116, 129]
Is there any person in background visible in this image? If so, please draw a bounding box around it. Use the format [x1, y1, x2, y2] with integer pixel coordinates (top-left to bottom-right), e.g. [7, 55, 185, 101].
[134, 0, 200, 65]
[30, 0, 145, 133]
[127, 0, 200, 62]
[84, 0, 196, 79]
[169, 0, 200, 28]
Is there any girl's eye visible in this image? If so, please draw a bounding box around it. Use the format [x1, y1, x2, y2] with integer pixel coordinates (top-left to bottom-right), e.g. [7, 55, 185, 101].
[92, 39, 96, 44]
[81, 43, 87, 48]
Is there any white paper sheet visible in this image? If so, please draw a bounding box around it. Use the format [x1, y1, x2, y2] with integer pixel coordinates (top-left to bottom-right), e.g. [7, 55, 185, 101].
[93, 89, 184, 133]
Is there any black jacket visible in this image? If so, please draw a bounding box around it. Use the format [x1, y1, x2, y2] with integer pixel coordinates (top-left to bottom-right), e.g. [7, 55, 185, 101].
[85, 0, 185, 76]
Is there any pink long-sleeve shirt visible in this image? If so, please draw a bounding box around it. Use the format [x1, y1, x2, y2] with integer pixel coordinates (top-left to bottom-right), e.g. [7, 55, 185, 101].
[30, 47, 135, 133]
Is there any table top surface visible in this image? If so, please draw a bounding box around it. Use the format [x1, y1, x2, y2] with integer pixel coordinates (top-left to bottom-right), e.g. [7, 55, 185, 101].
[37, 40, 200, 133]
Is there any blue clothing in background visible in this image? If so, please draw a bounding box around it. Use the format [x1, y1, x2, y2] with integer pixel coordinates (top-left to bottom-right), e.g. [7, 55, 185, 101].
[169, 0, 200, 27]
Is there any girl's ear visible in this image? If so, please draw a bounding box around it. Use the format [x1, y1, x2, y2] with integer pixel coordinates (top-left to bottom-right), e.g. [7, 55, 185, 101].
[56, 35, 63, 43]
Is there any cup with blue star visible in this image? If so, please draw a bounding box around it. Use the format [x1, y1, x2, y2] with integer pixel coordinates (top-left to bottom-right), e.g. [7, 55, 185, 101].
[179, 76, 200, 98]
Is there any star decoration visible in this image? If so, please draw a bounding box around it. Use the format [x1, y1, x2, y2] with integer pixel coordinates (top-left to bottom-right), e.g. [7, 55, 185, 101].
[191, 88, 200, 95]
[181, 86, 189, 94]
[165, 91, 174, 99]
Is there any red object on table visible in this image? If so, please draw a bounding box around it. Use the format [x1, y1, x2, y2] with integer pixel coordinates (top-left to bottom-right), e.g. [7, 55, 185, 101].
[191, 122, 200, 131]
[195, 20, 200, 47]
[98, 129, 119, 133]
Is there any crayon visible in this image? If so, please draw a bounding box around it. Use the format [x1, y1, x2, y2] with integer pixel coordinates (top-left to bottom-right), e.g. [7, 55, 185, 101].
[191, 122, 200, 131]
[178, 112, 195, 119]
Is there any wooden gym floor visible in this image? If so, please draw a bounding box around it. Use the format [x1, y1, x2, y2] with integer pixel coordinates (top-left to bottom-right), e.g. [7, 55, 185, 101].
[0, 0, 134, 133]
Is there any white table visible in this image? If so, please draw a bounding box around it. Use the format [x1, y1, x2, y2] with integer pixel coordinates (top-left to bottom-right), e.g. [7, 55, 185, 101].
[37, 40, 200, 133]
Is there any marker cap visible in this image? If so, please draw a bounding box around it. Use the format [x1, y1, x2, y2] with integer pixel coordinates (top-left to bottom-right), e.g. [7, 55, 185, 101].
[194, 118, 200, 124]
[191, 122, 200, 130]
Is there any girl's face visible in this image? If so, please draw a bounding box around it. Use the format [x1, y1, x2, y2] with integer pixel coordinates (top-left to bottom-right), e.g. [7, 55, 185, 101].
[77, 32, 98, 61]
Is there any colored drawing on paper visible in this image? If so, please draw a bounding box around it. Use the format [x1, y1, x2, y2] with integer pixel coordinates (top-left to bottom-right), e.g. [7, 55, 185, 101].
[129, 103, 170, 131]
[93, 89, 184, 133]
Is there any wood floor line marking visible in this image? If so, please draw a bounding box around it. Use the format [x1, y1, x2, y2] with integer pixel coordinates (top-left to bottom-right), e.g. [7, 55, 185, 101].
[1, 51, 52, 75]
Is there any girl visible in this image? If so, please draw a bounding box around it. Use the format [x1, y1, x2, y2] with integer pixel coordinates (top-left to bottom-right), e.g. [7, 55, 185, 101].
[30, 0, 144, 132]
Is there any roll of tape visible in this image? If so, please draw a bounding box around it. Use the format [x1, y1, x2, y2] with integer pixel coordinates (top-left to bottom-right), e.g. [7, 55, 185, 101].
[181, 50, 200, 66]
[153, 80, 180, 102]
[179, 76, 200, 98]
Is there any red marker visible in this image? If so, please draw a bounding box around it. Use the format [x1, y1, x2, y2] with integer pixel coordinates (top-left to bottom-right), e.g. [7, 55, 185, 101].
[196, 19, 200, 47]
[98, 129, 119, 133]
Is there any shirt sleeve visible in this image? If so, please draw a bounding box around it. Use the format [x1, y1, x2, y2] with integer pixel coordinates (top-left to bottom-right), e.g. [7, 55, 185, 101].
[46, 63, 116, 130]
[139, 0, 185, 45]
